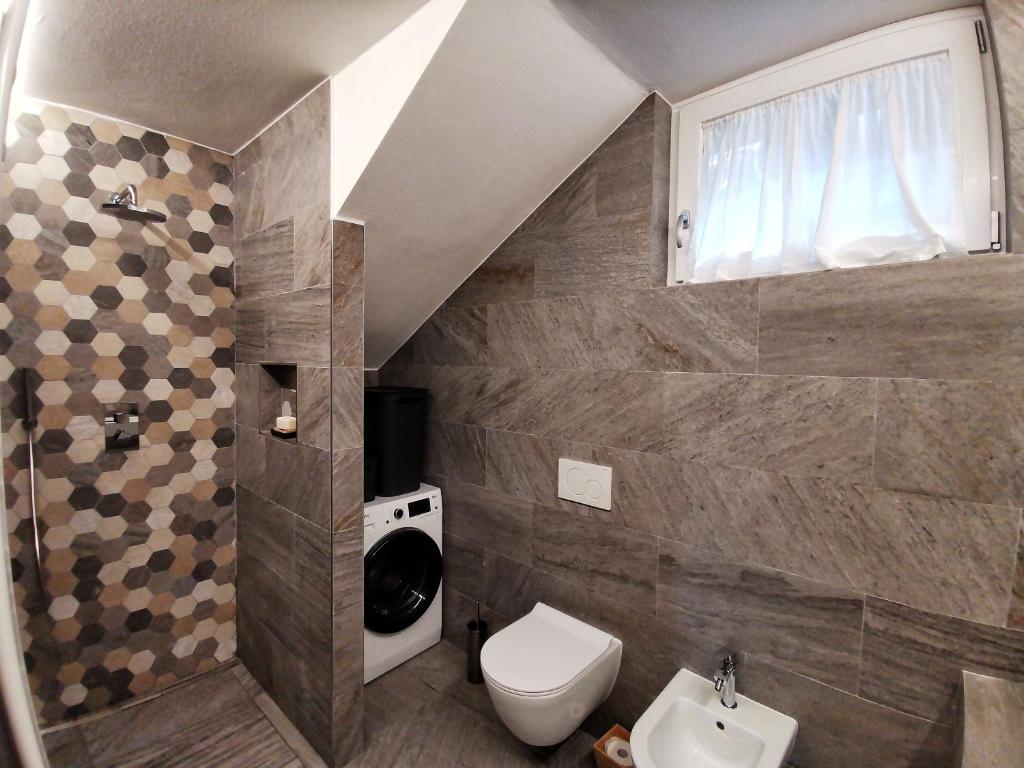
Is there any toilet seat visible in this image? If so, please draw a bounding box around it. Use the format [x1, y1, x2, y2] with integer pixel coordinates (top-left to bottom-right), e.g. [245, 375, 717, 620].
[483, 653, 605, 698]
[481, 603, 613, 696]
[480, 602, 623, 746]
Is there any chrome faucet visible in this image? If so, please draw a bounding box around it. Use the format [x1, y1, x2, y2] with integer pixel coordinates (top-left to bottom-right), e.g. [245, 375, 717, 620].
[713, 654, 738, 709]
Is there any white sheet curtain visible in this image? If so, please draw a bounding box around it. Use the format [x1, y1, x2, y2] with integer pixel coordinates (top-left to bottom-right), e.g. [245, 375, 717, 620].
[689, 53, 965, 282]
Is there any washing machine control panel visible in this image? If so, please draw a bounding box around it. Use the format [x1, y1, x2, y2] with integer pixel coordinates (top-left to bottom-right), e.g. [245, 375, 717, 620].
[364, 484, 441, 528]
[408, 497, 433, 517]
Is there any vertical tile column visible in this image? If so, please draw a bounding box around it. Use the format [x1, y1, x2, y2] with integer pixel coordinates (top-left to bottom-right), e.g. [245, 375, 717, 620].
[234, 80, 366, 767]
[233, 82, 338, 761]
[330, 220, 364, 765]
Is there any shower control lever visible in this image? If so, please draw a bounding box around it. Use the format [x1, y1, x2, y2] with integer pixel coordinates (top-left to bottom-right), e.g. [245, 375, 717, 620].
[105, 405, 140, 451]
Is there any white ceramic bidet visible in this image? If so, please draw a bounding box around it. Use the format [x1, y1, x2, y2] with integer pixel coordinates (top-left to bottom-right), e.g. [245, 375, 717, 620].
[631, 667, 797, 768]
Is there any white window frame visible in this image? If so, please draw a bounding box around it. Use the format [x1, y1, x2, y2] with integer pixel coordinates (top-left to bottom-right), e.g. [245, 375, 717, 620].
[668, 7, 1004, 284]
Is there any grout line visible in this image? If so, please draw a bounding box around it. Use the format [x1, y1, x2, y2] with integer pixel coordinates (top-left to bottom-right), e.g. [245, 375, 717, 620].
[382, 359, 1017, 384]
[746, 652, 951, 727]
[854, 593, 867, 697]
[1005, 508, 1024, 628]
[235, 282, 331, 305]
[869, 377, 880, 488]
[754, 279, 762, 374]
[653, 536, 664, 616]
[382, 358, 906, 382]
[482, 426, 490, 490]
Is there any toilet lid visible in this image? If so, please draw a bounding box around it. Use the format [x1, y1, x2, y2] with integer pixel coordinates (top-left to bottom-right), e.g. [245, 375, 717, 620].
[480, 603, 614, 695]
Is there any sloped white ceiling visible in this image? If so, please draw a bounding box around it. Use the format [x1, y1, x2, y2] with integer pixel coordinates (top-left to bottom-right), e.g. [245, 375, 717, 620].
[341, 0, 645, 367]
[551, 0, 967, 104]
[19, 0, 428, 153]
[330, 0, 468, 218]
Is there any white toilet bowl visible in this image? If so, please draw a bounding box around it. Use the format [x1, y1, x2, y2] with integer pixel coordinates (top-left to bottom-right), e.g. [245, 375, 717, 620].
[480, 602, 622, 746]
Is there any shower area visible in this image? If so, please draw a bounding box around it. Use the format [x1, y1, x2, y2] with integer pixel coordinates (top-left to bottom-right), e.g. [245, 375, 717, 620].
[2, 99, 238, 723]
[1, 82, 365, 767]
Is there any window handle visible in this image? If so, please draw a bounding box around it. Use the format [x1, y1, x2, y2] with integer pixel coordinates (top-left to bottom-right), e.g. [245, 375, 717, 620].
[676, 210, 690, 248]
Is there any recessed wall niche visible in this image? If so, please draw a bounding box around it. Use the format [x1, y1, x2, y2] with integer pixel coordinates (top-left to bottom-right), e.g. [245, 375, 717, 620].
[259, 362, 298, 439]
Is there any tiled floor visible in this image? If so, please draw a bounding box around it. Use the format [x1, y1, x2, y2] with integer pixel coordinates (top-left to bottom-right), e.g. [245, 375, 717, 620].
[354, 641, 594, 767]
[42, 662, 321, 768]
[40, 642, 596, 768]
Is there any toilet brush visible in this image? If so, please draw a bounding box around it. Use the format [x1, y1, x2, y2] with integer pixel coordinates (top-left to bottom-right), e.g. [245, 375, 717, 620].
[466, 601, 488, 684]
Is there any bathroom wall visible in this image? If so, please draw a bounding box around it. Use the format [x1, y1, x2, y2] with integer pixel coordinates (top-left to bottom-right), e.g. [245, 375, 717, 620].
[382, 89, 1024, 768]
[989, 0, 1024, 248]
[331, 218, 364, 767]
[0, 100, 237, 724]
[233, 82, 364, 766]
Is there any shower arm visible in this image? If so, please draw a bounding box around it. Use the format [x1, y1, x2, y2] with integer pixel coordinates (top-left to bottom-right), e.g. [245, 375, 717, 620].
[109, 184, 139, 207]
[20, 370, 45, 606]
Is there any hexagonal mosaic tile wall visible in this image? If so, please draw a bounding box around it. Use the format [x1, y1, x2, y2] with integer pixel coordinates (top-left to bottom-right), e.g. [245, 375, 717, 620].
[0, 99, 236, 724]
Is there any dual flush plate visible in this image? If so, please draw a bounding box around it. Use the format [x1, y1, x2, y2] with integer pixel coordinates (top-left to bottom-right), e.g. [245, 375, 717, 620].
[557, 458, 612, 510]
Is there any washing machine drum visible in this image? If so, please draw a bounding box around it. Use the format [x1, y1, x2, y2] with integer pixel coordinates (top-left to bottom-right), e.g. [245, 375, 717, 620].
[364, 528, 442, 634]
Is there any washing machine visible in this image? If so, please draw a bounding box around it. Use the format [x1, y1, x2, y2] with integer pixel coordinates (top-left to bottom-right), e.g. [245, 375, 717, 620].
[363, 483, 443, 683]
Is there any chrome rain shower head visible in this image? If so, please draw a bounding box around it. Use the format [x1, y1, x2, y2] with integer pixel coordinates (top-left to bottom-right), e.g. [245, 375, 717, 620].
[100, 184, 167, 223]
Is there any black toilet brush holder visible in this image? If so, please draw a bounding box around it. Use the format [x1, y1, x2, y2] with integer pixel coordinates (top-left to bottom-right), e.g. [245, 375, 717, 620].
[467, 602, 488, 685]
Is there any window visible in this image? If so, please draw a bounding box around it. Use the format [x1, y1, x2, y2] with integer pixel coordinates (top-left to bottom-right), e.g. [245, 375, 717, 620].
[670, 9, 1003, 283]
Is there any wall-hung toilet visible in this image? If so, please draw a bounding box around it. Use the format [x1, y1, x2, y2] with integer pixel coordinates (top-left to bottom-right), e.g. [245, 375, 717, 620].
[480, 602, 622, 746]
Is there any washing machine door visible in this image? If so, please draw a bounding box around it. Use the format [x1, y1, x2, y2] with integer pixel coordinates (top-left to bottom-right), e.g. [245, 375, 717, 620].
[364, 528, 442, 634]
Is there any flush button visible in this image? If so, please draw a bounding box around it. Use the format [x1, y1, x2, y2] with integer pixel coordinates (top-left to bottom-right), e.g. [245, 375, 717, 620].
[558, 458, 612, 511]
[565, 467, 587, 495]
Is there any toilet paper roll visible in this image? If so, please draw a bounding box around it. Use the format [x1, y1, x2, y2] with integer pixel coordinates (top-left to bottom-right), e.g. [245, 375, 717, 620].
[603, 736, 634, 767]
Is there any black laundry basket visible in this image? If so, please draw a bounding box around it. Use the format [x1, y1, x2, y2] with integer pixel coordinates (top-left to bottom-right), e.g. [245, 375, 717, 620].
[363, 453, 376, 503]
[365, 386, 427, 498]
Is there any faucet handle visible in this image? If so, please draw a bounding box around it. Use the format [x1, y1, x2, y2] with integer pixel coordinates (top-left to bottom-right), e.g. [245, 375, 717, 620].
[714, 654, 739, 709]
[713, 654, 734, 691]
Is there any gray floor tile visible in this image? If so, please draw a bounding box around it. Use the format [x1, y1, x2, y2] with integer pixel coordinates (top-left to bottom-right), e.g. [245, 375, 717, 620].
[45, 668, 298, 768]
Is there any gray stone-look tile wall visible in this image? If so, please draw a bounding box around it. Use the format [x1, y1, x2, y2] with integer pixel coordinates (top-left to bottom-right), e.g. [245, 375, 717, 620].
[331, 219, 364, 766]
[989, 0, 1024, 248]
[233, 82, 363, 766]
[382, 91, 1024, 768]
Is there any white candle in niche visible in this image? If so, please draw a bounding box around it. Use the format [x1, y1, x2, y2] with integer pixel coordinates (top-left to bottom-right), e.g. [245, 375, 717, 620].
[276, 415, 296, 432]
